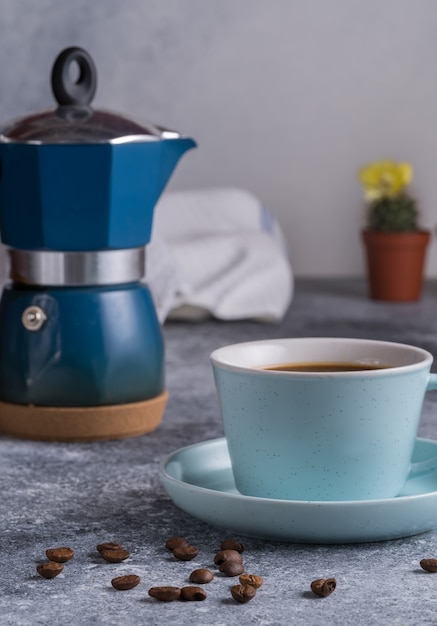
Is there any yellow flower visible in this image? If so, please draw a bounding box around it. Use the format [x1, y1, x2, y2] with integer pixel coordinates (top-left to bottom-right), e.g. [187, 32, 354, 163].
[358, 160, 412, 201]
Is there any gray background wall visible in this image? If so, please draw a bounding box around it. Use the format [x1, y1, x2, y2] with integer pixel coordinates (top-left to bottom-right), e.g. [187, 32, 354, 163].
[1, 0, 436, 277]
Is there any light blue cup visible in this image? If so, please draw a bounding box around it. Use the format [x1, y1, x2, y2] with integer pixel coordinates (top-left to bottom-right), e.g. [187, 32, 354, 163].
[211, 337, 437, 501]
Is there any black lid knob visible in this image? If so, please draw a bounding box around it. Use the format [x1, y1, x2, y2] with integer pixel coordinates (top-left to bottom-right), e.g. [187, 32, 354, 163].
[51, 47, 97, 106]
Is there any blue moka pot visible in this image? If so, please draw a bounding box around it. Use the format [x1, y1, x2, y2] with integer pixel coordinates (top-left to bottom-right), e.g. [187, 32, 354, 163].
[0, 47, 196, 441]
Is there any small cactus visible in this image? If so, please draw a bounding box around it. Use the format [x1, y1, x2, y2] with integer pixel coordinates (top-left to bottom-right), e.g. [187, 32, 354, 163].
[358, 160, 420, 232]
[367, 193, 419, 232]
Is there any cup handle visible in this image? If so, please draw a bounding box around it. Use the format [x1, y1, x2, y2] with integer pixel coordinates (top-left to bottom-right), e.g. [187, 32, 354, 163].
[410, 456, 437, 479]
[426, 373, 437, 391]
[409, 373, 437, 479]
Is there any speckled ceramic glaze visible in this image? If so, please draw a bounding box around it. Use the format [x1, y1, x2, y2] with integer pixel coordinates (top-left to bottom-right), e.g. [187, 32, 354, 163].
[210, 338, 437, 501]
[160, 437, 437, 543]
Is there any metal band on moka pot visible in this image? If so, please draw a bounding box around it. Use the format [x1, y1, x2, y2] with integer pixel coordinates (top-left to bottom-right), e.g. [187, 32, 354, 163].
[8, 247, 146, 286]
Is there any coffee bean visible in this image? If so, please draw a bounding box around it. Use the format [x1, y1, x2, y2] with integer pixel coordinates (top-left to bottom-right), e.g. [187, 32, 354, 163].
[220, 539, 246, 553]
[111, 574, 141, 590]
[239, 573, 263, 588]
[173, 545, 199, 561]
[219, 560, 245, 577]
[45, 547, 74, 563]
[148, 586, 181, 602]
[165, 536, 189, 551]
[310, 578, 337, 597]
[420, 558, 437, 572]
[231, 583, 257, 603]
[37, 561, 64, 579]
[97, 542, 124, 554]
[189, 568, 214, 584]
[180, 586, 208, 601]
[214, 549, 243, 566]
[100, 548, 130, 563]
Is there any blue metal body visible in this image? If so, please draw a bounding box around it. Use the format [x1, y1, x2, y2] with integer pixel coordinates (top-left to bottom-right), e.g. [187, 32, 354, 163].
[0, 138, 195, 250]
[0, 282, 164, 406]
[0, 132, 196, 408]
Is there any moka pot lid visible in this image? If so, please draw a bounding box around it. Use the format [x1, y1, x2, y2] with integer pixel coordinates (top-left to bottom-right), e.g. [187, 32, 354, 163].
[0, 47, 182, 145]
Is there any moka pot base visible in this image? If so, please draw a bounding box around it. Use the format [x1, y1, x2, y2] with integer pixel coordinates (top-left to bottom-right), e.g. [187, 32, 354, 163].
[0, 249, 167, 441]
[0, 390, 168, 442]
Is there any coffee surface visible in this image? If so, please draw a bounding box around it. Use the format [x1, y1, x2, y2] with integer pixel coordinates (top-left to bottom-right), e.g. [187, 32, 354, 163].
[263, 361, 390, 372]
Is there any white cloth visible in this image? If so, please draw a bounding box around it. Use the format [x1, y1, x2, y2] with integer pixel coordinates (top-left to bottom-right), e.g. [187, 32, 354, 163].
[146, 187, 293, 323]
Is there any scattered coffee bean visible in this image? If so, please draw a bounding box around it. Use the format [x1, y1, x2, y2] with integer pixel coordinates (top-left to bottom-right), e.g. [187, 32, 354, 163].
[214, 549, 243, 566]
[100, 548, 130, 563]
[173, 545, 199, 561]
[219, 560, 245, 577]
[97, 542, 124, 554]
[420, 558, 437, 572]
[165, 536, 189, 551]
[180, 586, 208, 601]
[189, 568, 214, 584]
[111, 574, 141, 590]
[37, 561, 64, 579]
[45, 547, 74, 563]
[220, 539, 246, 553]
[148, 586, 181, 602]
[310, 578, 337, 597]
[231, 583, 257, 604]
[239, 573, 263, 588]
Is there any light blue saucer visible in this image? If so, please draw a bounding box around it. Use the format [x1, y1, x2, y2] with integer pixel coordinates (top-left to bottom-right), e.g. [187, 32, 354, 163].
[160, 437, 437, 544]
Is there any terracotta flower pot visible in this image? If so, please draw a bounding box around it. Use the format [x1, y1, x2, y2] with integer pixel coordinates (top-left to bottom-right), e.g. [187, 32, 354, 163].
[362, 230, 431, 302]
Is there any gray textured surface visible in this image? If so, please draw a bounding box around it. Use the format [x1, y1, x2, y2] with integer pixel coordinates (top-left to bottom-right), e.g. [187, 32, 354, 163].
[2, 278, 437, 625]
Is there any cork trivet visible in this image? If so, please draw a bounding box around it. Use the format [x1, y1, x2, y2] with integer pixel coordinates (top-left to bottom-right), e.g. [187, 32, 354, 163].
[0, 391, 168, 442]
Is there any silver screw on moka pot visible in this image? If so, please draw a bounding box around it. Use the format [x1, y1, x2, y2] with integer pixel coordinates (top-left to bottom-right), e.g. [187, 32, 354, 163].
[21, 305, 47, 331]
